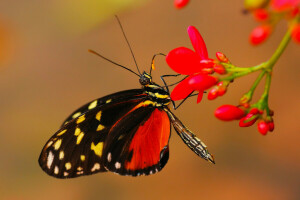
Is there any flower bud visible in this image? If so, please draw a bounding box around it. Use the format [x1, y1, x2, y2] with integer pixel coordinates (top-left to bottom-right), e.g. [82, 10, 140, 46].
[174, 0, 190, 9]
[254, 9, 269, 21]
[215, 105, 245, 121]
[257, 120, 269, 135]
[217, 86, 227, 96]
[249, 25, 272, 45]
[239, 113, 258, 127]
[216, 52, 229, 63]
[213, 64, 227, 74]
[208, 87, 218, 100]
[249, 108, 263, 115]
[268, 121, 275, 132]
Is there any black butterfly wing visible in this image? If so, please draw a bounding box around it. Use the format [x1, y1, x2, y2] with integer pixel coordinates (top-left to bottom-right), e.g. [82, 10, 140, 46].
[61, 89, 145, 126]
[39, 90, 147, 178]
[101, 101, 171, 176]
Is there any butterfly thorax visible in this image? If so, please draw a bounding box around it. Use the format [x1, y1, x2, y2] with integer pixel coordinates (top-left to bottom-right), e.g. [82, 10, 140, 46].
[139, 72, 171, 107]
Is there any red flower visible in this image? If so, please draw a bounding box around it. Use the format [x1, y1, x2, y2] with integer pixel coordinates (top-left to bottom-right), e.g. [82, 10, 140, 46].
[166, 26, 217, 103]
[215, 105, 245, 121]
[174, 0, 190, 9]
[271, 0, 300, 11]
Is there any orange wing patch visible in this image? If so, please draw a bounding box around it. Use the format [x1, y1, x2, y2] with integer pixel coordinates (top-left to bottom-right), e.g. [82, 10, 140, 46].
[125, 109, 170, 171]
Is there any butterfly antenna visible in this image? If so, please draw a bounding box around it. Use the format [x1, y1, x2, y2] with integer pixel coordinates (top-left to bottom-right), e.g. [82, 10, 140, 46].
[115, 16, 141, 75]
[88, 49, 140, 77]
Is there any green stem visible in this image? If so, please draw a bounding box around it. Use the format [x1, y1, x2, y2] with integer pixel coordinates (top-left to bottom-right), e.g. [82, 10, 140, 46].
[265, 29, 292, 70]
[249, 71, 266, 94]
[220, 28, 292, 82]
[257, 72, 272, 115]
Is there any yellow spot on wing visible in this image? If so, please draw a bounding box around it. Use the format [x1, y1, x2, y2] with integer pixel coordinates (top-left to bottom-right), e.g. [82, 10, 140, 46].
[53, 139, 62, 150]
[74, 127, 81, 136]
[72, 112, 81, 119]
[88, 100, 98, 110]
[96, 124, 105, 131]
[65, 162, 71, 170]
[91, 142, 103, 157]
[80, 155, 85, 161]
[76, 132, 84, 144]
[57, 129, 67, 136]
[96, 111, 102, 121]
[76, 114, 85, 124]
[106, 99, 112, 103]
[59, 151, 64, 160]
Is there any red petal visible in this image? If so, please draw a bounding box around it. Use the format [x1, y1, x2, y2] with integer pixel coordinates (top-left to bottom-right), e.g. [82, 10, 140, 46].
[171, 78, 194, 101]
[187, 74, 218, 91]
[197, 92, 204, 103]
[187, 26, 208, 59]
[166, 47, 203, 75]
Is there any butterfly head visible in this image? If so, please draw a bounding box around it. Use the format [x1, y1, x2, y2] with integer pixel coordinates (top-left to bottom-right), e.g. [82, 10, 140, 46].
[139, 71, 152, 86]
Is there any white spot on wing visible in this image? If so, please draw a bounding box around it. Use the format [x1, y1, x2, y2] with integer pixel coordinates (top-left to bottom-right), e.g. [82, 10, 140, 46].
[64, 172, 69, 176]
[115, 162, 121, 169]
[91, 163, 100, 172]
[107, 153, 112, 162]
[47, 151, 54, 169]
[54, 166, 59, 174]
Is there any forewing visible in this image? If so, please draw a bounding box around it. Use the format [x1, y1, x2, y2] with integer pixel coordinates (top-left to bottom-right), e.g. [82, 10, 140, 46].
[101, 103, 171, 176]
[39, 94, 145, 178]
[61, 89, 144, 126]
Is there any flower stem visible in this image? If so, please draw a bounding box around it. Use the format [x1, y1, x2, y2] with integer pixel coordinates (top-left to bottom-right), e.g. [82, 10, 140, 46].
[264, 28, 292, 70]
[221, 28, 292, 82]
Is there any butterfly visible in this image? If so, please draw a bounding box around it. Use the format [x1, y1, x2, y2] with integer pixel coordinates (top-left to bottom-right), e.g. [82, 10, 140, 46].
[38, 19, 214, 178]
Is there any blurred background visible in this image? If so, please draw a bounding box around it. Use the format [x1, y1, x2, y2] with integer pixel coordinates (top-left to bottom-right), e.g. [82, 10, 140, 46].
[0, 0, 299, 199]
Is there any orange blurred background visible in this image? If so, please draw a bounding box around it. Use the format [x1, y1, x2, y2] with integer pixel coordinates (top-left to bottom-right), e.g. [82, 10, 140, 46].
[0, 0, 299, 200]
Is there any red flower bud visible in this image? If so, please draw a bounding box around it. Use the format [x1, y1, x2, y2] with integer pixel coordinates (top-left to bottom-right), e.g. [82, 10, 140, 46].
[215, 52, 229, 63]
[213, 64, 227, 74]
[257, 120, 269, 135]
[291, 24, 300, 44]
[249, 108, 261, 115]
[215, 105, 245, 121]
[268, 121, 275, 132]
[249, 25, 272, 45]
[239, 113, 258, 127]
[217, 86, 227, 96]
[174, 0, 190, 9]
[254, 9, 269, 21]
[208, 88, 218, 100]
